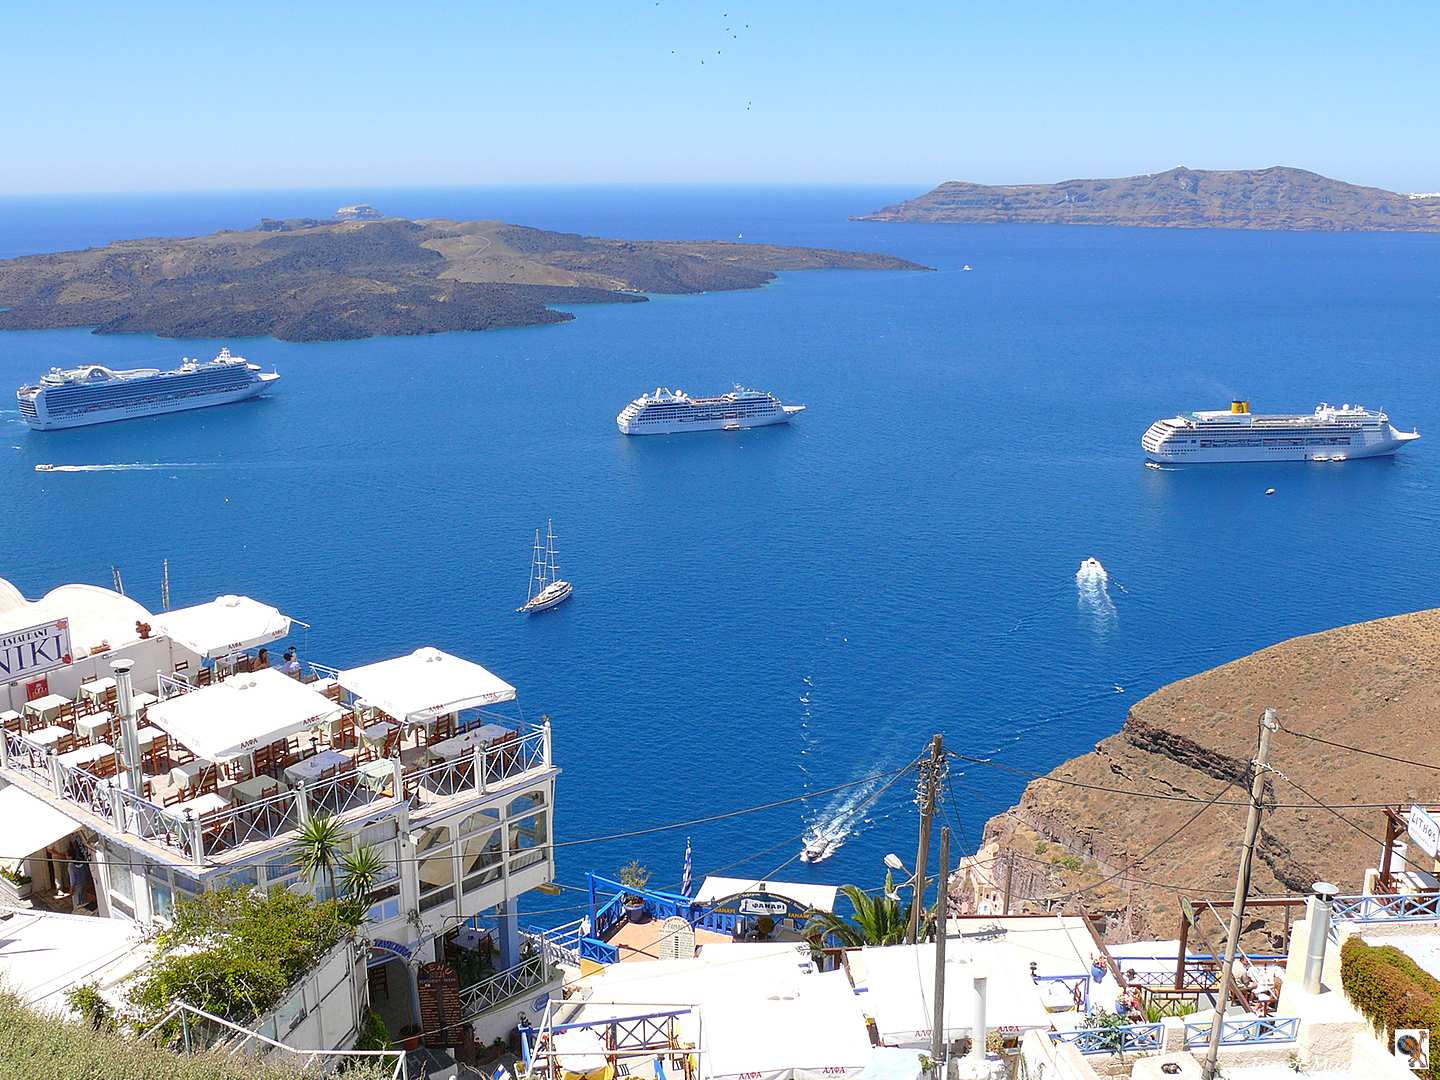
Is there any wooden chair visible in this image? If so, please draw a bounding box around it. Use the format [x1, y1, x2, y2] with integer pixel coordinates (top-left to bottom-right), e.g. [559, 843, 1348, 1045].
[323, 683, 344, 703]
[170, 741, 195, 765]
[197, 668, 213, 687]
[162, 787, 185, 807]
[253, 743, 275, 778]
[92, 754, 119, 780]
[433, 715, 456, 742]
[199, 809, 234, 852]
[381, 728, 402, 759]
[144, 733, 171, 772]
[195, 766, 219, 795]
[54, 732, 79, 755]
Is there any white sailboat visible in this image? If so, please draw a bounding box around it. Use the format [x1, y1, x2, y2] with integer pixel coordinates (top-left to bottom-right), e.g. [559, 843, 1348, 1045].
[517, 519, 573, 614]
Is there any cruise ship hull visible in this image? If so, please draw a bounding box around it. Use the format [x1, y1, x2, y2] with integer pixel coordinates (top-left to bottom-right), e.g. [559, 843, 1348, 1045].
[22, 377, 273, 431]
[1142, 421, 1419, 463]
[617, 410, 795, 435]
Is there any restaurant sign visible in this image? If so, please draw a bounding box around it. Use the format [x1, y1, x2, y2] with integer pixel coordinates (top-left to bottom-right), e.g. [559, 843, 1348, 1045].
[1408, 804, 1440, 859]
[0, 618, 73, 682]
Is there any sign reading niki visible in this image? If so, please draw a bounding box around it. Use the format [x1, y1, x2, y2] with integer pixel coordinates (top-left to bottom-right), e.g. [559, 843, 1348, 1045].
[0, 618, 73, 682]
[1408, 805, 1440, 860]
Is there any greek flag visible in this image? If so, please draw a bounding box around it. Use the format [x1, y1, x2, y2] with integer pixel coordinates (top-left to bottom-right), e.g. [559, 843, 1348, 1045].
[682, 836, 693, 897]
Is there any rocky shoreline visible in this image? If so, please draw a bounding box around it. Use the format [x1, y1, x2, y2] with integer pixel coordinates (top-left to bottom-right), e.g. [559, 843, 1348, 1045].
[0, 217, 929, 343]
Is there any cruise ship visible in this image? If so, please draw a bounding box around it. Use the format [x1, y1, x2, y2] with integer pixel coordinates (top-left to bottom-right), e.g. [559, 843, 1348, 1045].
[616, 386, 805, 435]
[16, 348, 279, 431]
[1142, 400, 1419, 463]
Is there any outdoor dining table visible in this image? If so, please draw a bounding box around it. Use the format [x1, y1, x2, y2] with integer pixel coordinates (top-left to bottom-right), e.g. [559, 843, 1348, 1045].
[359, 719, 396, 748]
[77, 677, 116, 704]
[283, 748, 351, 786]
[0, 710, 19, 731]
[27, 725, 71, 748]
[130, 691, 159, 715]
[58, 742, 115, 769]
[135, 725, 163, 752]
[76, 710, 113, 743]
[171, 791, 229, 818]
[22, 693, 70, 725]
[356, 758, 395, 794]
[231, 774, 282, 805]
[169, 758, 212, 790]
[428, 723, 510, 761]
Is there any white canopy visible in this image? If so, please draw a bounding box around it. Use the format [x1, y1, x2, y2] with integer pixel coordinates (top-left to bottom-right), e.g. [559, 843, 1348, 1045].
[337, 647, 516, 724]
[858, 941, 1052, 1047]
[695, 876, 838, 914]
[143, 667, 341, 762]
[0, 784, 80, 870]
[151, 595, 292, 660]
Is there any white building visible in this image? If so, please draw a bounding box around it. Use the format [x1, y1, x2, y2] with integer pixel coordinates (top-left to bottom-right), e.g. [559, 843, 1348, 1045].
[0, 576, 562, 1048]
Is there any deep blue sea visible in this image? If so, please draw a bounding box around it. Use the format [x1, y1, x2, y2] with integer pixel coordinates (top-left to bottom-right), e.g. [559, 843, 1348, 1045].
[2, 185, 1438, 923]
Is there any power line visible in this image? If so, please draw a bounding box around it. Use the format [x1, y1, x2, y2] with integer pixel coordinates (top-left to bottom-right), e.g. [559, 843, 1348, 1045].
[1274, 719, 1440, 773]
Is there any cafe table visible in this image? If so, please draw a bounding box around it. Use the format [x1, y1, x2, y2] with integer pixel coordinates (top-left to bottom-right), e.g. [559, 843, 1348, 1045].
[356, 758, 396, 794]
[172, 791, 229, 818]
[231, 775, 282, 805]
[76, 710, 114, 743]
[169, 758, 212, 790]
[283, 748, 351, 787]
[77, 677, 116, 704]
[58, 742, 115, 769]
[27, 725, 70, 748]
[22, 694, 70, 726]
[428, 723, 510, 761]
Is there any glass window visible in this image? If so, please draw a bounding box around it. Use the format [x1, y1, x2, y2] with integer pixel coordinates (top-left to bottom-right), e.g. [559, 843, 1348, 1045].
[460, 825, 503, 893]
[507, 810, 549, 873]
[147, 865, 175, 921]
[457, 807, 500, 838]
[416, 826, 455, 913]
[506, 789, 546, 819]
[107, 847, 134, 906]
[219, 865, 260, 891]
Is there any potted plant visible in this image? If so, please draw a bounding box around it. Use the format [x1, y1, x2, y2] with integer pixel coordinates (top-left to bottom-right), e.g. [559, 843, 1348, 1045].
[399, 1023, 422, 1052]
[0, 865, 32, 903]
[618, 860, 651, 923]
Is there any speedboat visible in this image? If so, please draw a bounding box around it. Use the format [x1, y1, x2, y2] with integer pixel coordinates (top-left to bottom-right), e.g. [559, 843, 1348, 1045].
[34, 464, 54, 472]
[1265, 487, 1277, 496]
[962, 264, 973, 271]
[1144, 461, 1161, 470]
[800, 829, 843, 864]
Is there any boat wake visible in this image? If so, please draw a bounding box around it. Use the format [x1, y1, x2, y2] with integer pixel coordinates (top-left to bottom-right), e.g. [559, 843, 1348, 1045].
[36, 462, 207, 473]
[1076, 556, 1116, 619]
[800, 763, 898, 864]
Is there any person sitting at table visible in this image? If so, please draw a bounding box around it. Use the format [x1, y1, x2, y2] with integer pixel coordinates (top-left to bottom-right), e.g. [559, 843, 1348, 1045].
[281, 647, 301, 678]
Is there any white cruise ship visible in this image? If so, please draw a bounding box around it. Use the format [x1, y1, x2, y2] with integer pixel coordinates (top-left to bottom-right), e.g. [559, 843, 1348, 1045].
[616, 386, 805, 435]
[1142, 400, 1419, 463]
[16, 348, 278, 431]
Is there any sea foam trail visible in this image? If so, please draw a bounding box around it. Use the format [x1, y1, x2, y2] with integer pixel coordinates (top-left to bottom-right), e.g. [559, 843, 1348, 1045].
[1076, 556, 1116, 619]
[801, 754, 905, 863]
[39, 462, 207, 473]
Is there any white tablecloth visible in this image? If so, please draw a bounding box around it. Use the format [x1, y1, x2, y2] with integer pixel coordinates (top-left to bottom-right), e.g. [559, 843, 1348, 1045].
[27, 725, 70, 748]
[78, 677, 116, 702]
[284, 748, 351, 786]
[429, 723, 511, 760]
[170, 759, 211, 788]
[58, 742, 115, 769]
[23, 694, 69, 722]
[172, 792, 228, 817]
[77, 711, 113, 741]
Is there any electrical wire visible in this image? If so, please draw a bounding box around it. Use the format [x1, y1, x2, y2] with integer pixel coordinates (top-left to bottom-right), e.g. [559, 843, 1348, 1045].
[1274, 719, 1440, 773]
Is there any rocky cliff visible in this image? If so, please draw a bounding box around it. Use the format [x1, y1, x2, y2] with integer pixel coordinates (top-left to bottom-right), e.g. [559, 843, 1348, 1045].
[959, 609, 1440, 948]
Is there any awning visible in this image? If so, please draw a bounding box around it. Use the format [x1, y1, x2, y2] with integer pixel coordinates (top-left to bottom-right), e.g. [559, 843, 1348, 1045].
[151, 595, 292, 660]
[858, 943, 1052, 1047]
[695, 876, 838, 914]
[0, 784, 80, 870]
[143, 667, 341, 762]
[337, 647, 516, 724]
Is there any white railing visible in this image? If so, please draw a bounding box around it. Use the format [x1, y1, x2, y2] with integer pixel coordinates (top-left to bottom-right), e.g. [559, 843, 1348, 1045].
[1330, 891, 1440, 936]
[137, 999, 406, 1077]
[156, 671, 195, 700]
[459, 953, 550, 1020]
[522, 918, 585, 970]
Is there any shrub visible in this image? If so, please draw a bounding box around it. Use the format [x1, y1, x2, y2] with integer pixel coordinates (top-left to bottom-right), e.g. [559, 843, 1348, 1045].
[353, 1008, 392, 1052]
[129, 885, 351, 1029]
[1339, 937, 1440, 1080]
[0, 991, 394, 1080]
[65, 982, 114, 1031]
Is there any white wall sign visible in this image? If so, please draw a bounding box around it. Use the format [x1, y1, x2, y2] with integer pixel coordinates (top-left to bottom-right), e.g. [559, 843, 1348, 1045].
[0, 618, 73, 682]
[1407, 805, 1440, 860]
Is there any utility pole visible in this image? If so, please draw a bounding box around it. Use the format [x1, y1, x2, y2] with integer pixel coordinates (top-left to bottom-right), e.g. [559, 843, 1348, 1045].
[1002, 851, 1014, 916]
[930, 825, 952, 1076]
[909, 733, 944, 944]
[1201, 708, 1278, 1080]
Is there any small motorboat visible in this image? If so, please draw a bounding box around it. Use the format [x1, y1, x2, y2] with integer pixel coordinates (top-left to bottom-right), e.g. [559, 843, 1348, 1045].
[800, 829, 843, 864]
[1144, 461, 1162, 470]
[1312, 454, 1330, 462]
[723, 422, 741, 431]
[1265, 487, 1277, 496]
[962, 264, 973, 271]
[34, 464, 54, 472]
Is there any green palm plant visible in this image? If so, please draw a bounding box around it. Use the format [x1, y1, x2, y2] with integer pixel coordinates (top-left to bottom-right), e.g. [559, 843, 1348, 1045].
[803, 872, 911, 948]
[293, 814, 347, 899]
[336, 843, 388, 926]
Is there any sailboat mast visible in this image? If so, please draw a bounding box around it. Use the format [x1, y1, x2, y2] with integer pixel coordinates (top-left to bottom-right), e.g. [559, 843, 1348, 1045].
[529, 529, 542, 600]
[546, 518, 560, 583]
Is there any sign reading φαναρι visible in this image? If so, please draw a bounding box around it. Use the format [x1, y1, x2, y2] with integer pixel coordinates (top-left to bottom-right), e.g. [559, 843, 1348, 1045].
[0, 619, 72, 682]
[1408, 804, 1440, 859]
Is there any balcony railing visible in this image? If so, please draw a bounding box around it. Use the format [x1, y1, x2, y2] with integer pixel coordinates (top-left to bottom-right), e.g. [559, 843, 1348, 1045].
[458, 953, 551, 1020]
[2, 722, 552, 865]
[1049, 1023, 1163, 1055]
[1329, 891, 1440, 938]
[1183, 1016, 1299, 1048]
[522, 919, 586, 970]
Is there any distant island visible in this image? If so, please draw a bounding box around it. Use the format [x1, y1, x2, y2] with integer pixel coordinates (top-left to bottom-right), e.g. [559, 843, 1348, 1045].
[856, 166, 1440, 231]
[0, 217, 926, 342]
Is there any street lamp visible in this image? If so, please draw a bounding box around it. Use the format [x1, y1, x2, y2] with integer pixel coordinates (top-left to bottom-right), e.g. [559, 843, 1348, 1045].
[883, 854, 917, 901]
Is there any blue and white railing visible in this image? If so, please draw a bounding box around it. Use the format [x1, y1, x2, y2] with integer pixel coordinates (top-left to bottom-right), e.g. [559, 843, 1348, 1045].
[1329, 892, 1440, 938]
[1184, 1016, 1299, 1048]
[1050, 1023, 1162, 1055]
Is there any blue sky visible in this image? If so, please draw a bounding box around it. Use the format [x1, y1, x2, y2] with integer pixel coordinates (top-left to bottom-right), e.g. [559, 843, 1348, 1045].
[3, 1, 1437, 194]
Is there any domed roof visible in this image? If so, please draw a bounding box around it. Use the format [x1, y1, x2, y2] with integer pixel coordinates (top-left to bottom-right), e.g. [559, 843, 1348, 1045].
[0, 578, 153, 654]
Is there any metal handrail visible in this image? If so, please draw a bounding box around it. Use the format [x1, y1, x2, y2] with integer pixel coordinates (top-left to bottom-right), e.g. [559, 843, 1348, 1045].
[1050, 1023, 1163, 1055]
[137, 999, 407, 1078]
[1183, 1016, 1299, 1048]
[1329, 891, 1440, 937]
[458, 953, 550, 1019]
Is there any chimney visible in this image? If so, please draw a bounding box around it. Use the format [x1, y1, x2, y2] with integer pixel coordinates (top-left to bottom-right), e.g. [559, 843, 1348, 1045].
[1302, 881, 1339, 993]
[970, 974, 987, 1060]
[111, 659, 142, 793]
